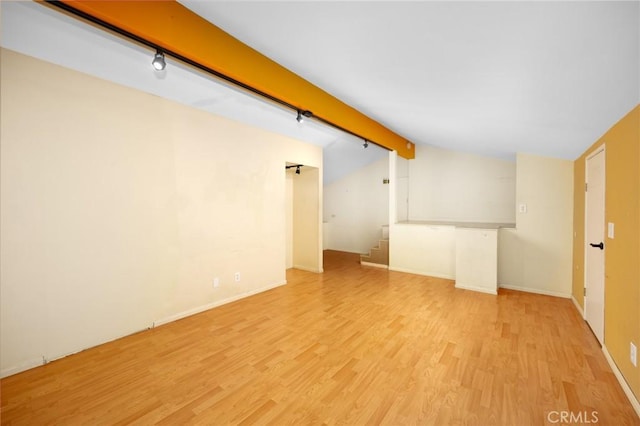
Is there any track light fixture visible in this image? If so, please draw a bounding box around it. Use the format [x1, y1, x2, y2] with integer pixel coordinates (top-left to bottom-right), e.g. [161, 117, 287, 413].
[296, 109, 313, 123]
[152, 50, 166, 71]
[285, 164, 304, 175]
[363, 140, 369, 148]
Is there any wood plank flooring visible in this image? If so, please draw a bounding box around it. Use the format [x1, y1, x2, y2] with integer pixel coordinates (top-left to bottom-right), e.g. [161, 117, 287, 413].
[2, 250, 638, 425]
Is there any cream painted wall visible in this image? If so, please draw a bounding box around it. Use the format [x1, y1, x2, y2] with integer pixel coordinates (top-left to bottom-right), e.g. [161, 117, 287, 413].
[323, 157, 389, 254]
[389, 224, 456, 279]
[293, 166, 322, 272]
[389, 150, 455, 279]
[390, 151, 572, 298]
[498, 153, 574, 297]
[0, 49, 322, 377]
[285, 172, 294, 269]
[455, 228, 498, 295]
[408, 145, 516, 223]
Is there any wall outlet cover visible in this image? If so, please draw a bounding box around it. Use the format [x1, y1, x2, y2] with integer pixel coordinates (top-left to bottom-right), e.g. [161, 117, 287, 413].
[631, 342, 637, 367]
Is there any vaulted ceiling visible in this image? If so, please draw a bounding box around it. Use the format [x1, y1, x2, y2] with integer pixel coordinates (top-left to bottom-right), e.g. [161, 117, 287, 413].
[2, 1, 639, 181]
[182, 1, 639, 160]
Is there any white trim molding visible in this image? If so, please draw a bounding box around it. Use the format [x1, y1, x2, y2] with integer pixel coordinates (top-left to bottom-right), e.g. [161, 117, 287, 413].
[455, 283, 498, 295]
[1, 357, 44, 379]
[154, 280, 287, 327]
[602, 345, 640, 418]
[2, 280, 288, 379]
[360, 261, 389, 269]
[388, 266, 454, 281]
[571, 295, 585, 318]
[293, 265, 323, 273]
[498, 284, 571, 299]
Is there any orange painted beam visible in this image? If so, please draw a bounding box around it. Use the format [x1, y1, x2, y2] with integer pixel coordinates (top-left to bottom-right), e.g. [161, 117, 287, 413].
[50, 0, 415, 159]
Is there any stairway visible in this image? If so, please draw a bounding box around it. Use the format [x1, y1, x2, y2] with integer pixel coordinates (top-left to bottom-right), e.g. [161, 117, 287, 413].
[360, 238, 389, 268]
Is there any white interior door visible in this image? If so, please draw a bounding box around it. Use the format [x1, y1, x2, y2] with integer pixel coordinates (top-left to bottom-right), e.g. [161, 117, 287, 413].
[585, 148, 605, 344]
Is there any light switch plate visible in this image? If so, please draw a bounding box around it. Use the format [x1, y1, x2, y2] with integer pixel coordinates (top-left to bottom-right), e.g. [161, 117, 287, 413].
[608, 222, 615, 239]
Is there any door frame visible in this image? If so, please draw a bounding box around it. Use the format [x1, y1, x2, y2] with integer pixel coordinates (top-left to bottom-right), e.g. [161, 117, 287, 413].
[583, 145, 605, 331]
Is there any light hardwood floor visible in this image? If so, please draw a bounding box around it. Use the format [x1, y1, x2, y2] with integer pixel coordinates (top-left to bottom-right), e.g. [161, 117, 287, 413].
[2, 250, 638, 425]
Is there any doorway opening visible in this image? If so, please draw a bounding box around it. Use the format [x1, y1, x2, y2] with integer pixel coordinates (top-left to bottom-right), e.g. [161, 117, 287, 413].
[285, 163, 322, 273]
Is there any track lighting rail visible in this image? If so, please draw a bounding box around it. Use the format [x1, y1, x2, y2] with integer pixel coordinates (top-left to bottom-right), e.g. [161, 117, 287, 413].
[285, 164, 304, 174]
[43, 0, 414, 156]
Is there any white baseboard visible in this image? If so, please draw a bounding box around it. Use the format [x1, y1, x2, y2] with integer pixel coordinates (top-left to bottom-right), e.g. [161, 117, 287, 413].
[498, 284, 571, 299]
[2, 281, 287, 379]
[571, 295, 585, 318]
[455, 283, 498, 295]
[323, 249, 363, 255]
[154, 280, 287, 327]
[1, 357, 44, 379]
[388, 266, 454, 280]
[0, 325, 153, 379]
[360, 261, 389, 269]
[602, 345, 640, 418]
[293, 265, 323, 273]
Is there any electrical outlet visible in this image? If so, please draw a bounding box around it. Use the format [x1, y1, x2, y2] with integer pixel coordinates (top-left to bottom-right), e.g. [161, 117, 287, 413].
[518, 203, 527, 214]
[213, 278, 219, 288]
[234, 272, 241, 282]
[631, 342, 637, 367]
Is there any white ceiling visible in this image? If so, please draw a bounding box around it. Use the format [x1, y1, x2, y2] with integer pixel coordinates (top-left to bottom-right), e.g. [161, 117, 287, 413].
[181, 0, 639, 160]
[2, 1, 638, 181]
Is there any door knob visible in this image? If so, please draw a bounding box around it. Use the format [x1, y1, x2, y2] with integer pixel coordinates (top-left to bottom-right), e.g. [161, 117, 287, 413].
[589, 242, 604, 250]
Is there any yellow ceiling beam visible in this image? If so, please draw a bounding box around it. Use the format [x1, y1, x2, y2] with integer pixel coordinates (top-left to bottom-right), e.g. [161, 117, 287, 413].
[48, 0, 415, 159]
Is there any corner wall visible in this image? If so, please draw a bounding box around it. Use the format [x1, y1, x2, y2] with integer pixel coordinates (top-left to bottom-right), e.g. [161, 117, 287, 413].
[0, 48, 322, 377]
[573, 105, 640, 400]
[498, 153, 574, 297]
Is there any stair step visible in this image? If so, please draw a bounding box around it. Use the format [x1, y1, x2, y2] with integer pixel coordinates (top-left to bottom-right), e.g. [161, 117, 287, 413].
[360, 238, 389, 266]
